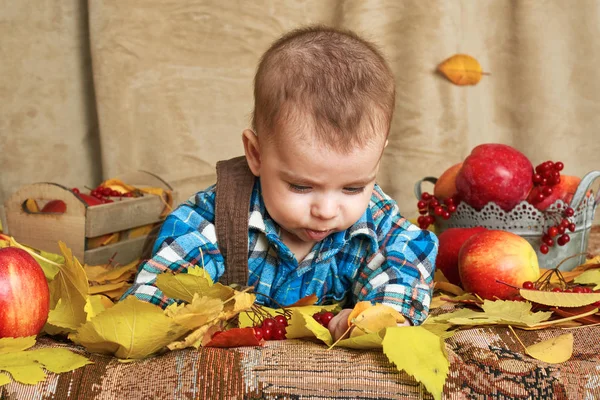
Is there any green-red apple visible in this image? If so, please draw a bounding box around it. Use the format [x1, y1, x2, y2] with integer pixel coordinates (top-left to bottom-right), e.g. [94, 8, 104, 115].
[458, 230, 540, 300]
[0, 247, 50, 338]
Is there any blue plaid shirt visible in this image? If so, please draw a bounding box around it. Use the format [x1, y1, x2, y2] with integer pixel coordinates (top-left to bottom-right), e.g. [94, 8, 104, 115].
[122, 181, 438, 324]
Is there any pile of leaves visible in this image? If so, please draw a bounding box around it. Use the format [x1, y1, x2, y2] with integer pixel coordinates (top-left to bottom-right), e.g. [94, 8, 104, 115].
[2, 235, 600, 400]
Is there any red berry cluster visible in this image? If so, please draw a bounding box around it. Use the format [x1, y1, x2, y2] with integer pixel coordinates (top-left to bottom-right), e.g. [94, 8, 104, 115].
[72, 185, 133, 204]
[252, 315, 288, 341]
[530, 160, 564, 204]
[415, 192, 459, 230]
[539, 210, 576, 254]
[312, 311, 335, 328]
[529, 160, 577, 255]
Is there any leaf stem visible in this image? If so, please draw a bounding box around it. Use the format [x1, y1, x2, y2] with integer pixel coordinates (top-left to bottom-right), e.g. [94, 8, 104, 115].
[507, 325, 528, 352]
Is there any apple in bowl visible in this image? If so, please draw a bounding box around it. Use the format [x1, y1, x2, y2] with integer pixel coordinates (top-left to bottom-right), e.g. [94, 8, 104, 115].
[458, 230, 540, 300]
[0, 247, 50, 338]
[455, 144, 533, 212]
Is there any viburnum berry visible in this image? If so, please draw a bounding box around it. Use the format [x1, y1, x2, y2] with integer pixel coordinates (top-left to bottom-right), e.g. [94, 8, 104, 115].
[540, 244, 549, 254]
[320, 312, 335, 328]
[274, 315, 288, 327]
[262, 318, 276, 330]
[253, 327, 264, 341]
[272, 326, 287, 340]
[522, 281, 535, 290]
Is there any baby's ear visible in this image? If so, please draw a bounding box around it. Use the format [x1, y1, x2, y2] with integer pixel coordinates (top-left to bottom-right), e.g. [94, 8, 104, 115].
[242, 129, 261, 177]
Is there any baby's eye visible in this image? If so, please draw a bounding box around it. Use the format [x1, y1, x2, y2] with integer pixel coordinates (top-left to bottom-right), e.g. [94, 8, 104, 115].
[289, 183, 311, 193]
[343, 187, 365, 194]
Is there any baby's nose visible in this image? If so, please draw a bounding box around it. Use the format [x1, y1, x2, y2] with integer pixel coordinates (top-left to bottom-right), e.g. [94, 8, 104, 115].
[311, 197, 338, 220]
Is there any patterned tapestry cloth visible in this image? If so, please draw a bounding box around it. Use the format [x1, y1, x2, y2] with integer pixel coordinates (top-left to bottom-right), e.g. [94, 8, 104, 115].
[2, 227, 600, 400]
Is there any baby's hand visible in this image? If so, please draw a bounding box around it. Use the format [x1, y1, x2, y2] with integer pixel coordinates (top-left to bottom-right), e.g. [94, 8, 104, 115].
[327, 309, 353, 341]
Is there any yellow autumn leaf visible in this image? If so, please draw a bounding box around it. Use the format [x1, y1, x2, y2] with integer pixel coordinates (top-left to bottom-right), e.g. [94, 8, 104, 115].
[101, 178, 136, 193]
[350, 304, 405, 338]
[525, 333, 574, 363]
[346, 301, 373, 325]
[43, 242, 89, 333]
[382, 327, 449, 400]
[70, 296, 189, 359]
[434, 281, 465, 296]
[4, 236, 62, 280]
[520, 288, 600, 307]
[164, 294, 223, 330]
[421, 323, 455, 340]
[167, 323, 216, 351]
[437, 54, 485, 86]
[85, 260, 138, 283]
[89, 281, 127, 295]
[0, 336, 36, 354]
[574, 269, 600, 290]
[427, 300, 552, 327]
[186, 265, 214, 282]
[0, 343, 91, 386]
[337, 330, 384, 349]
[84, 294, 113, 321]
[299, 311, 333, 346]
[156, 271, 216, 303]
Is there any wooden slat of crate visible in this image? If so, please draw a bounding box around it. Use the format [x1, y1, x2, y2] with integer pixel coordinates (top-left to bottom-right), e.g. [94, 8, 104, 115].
[84, 235, 147, 266]
[85, 196, 166, 237]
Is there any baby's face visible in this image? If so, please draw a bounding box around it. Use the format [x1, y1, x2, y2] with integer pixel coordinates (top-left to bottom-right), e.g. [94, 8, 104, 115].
[257, 127, 386, 248]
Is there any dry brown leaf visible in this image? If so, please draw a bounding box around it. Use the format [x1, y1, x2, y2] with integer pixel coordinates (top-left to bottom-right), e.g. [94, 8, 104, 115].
[437, 54, 485, 86]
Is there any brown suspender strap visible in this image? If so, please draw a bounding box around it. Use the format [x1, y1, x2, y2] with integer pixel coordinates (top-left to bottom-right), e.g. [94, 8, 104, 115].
[215, 156, 256, 286]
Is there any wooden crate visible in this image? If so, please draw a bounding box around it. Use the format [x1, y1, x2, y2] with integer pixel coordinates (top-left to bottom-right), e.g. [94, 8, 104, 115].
[4, 171, 175, 266]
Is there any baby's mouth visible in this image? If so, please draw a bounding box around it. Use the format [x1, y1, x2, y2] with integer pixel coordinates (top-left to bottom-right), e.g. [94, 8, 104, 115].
[304, 229, 333, 241]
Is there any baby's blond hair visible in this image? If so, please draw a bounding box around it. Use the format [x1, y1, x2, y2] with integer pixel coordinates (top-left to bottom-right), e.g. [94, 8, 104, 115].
[252, 25, 396, 152]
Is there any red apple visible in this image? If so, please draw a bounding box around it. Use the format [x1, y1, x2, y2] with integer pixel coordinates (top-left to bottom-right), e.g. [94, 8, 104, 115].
[526, 175, 581, 211]
[458, 230, 540, 300]
[455, 144, 534, 211]
[436, 227, 487, 286]
[41, 199, 67, 213]
[434, 162, 462, 201]
[0, 247, 50, 338]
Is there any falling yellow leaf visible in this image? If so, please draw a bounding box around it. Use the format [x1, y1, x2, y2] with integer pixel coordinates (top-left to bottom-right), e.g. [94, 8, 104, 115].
[350, 304, 405, 338]
[520, 288, 600, 307]
[427, 300, 552, 327]
[437, 54, 485, 86]
[44, 242, 89, 334]
[574, 270, 600, 290]
[383, 327, 449, 400]
[70, 296, 188, 359]
[0, 337, 91, 386]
